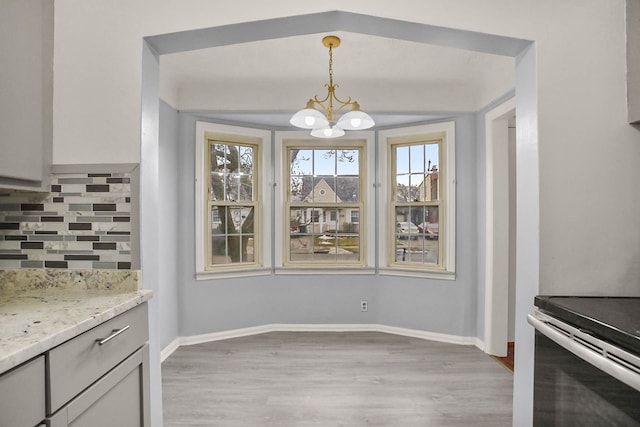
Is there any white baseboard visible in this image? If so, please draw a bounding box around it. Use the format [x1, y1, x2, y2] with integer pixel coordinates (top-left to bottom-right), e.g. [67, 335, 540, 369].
[160, 337, 182, 362]
[160, 324, 484, 362]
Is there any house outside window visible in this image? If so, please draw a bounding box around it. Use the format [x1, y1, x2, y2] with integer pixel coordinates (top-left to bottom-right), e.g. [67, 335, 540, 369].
[275, 133, 375, 272]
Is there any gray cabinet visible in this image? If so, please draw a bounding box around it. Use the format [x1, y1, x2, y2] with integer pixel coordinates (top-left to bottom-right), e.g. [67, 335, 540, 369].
[48, 346, 149, 427]
[0, 0, 53, 190]
[0, 303, 150, 427]
[0, 356, 46, 427]
[47, 303, 150, 427]
[629, 0, 640, 124]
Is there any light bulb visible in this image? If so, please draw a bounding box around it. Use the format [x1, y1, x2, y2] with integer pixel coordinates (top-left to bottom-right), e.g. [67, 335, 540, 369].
[350, 118, 361, 128]
[323, 128, 332, 137]
[304, 116, 315, 126]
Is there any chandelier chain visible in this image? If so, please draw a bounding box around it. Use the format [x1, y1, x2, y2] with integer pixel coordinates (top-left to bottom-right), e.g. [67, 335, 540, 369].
[328, 44, 334, 88]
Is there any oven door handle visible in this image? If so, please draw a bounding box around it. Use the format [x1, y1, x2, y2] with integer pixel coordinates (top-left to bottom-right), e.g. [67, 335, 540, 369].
[528, 313, 640, 392]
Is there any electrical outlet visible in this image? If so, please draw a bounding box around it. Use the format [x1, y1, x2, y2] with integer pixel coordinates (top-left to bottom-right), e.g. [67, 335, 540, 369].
[361, 300, 368, 312]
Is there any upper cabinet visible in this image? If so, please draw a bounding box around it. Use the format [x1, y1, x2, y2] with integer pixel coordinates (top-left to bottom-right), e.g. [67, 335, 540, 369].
[628, 0, 640, 125]
[0, 0, 53, 191]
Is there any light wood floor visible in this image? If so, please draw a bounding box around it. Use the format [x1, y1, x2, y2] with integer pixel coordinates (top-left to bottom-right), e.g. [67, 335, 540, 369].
[162, 332, 513, 426]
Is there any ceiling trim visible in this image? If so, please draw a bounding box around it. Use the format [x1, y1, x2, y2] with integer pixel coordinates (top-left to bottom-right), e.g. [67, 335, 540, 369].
[145, 10, 531, 57]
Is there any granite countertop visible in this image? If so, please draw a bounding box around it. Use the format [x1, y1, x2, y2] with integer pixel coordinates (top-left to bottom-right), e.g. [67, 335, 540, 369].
[0, 269, 152, 375]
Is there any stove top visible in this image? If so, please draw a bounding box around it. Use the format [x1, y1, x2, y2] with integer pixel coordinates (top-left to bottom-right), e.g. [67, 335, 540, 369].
[534, 296, 640, 355]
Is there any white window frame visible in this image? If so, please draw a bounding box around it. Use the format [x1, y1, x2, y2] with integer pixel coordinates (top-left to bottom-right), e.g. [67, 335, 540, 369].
[274, 130, 375, 275]
[378, 122, 456, 279]
[195, 122, 272, 279]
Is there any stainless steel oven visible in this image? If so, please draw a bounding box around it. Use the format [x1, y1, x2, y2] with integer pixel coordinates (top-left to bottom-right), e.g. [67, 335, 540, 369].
[529, 299, 640, 426]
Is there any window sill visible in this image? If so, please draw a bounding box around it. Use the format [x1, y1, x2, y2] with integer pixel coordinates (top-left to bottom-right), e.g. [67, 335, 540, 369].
[195, 267, 272, 281]
[275, 267, 376, 276]
[378, 267, 456, 280]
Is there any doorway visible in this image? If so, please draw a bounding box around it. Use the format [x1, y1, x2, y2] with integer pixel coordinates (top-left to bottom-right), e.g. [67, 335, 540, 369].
[484, 97, 516, 359]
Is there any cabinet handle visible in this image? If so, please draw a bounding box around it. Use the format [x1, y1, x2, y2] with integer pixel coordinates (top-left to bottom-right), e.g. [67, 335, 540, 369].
[96, 325, 130, 345]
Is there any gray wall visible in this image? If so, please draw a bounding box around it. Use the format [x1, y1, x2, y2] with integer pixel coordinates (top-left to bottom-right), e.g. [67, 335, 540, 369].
[169, 111, 481, 339]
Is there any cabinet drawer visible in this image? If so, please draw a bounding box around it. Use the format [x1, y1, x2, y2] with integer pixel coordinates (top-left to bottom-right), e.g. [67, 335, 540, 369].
[48, 345, 149, 427]
[48, 303, 148, 414]
[0, 356, 45, 427]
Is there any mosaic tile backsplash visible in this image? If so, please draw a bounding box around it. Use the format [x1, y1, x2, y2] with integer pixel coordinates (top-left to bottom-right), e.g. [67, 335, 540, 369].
[0, 173, 132, 270]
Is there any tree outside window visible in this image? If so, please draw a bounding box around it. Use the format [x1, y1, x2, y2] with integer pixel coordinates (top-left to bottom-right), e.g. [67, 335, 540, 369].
[207, 139, 259, 267]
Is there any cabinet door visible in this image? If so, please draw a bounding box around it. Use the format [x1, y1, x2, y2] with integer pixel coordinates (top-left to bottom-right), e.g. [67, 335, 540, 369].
[0, 0, 52, 189]
[48, 345, 150, 427]
[0, 356, 45, 427]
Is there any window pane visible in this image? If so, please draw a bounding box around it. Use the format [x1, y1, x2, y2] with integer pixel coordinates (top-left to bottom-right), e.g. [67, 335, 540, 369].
[288, 207, 360, 263]
[336, 149, 359, 175]
[422, 169, 439, 201]
[290, 177, 305, 202]
[314, 149, 335, 176]
[291, 149, 313, 175]
[408, 174, 423, 201]
[396, 174, 410, 202]
[336, 177, 359, 203]
[425, 144, 439, 201]
[393, 206, 439, 266]
[210, 143, 256, 202]
[312, 177, 336, 203]
[239, 146, 254, 174]
[223, 173, 250, 202]
[227, 173, 240, 201]
[326, 209, 338, 231]
[238, 174, 253, 201]
[425, 144, 439, 173]
[210, 206, 255, 266]
[396, 146, 409, 174]
[410, 144, 424, 173]
[211, 206, 225, 234]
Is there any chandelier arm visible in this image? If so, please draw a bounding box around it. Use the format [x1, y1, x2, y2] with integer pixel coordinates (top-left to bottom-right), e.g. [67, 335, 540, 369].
[310, 98, 331, 117]
[311, 86, 358, 123]
[313, 87, 332, 105]
[330, 90, 352, 107]
[333, 99, 358, 117]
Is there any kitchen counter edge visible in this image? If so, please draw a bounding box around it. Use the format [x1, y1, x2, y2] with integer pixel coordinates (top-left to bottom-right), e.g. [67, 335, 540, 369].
[0, 289, 152, 375]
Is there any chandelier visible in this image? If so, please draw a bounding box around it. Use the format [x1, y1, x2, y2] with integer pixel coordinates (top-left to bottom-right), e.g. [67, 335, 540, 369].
[289, 35, 375, 138]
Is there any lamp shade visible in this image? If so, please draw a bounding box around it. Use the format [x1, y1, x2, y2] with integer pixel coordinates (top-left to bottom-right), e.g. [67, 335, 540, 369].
[289, 108, 330, 130]
[310, 126, 345, 139]
[336, 110, 375, 130]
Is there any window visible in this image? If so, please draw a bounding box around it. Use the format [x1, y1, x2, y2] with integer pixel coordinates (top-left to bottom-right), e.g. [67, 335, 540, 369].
[286, 144, 363, 265]
[207, 140, 257, 267]
[379, 122, 456, 277]
[392, 141, 440, 266]
[195, 122, 271, 278]
[275, 133, 374, 271]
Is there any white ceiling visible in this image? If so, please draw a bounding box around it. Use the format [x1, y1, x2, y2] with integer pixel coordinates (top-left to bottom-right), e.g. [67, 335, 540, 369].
[159, 31, 515, 127]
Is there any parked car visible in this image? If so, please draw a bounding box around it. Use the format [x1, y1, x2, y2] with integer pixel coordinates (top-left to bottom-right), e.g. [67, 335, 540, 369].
[417, 222, 439, 239]
[396, 222, 419, 239]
